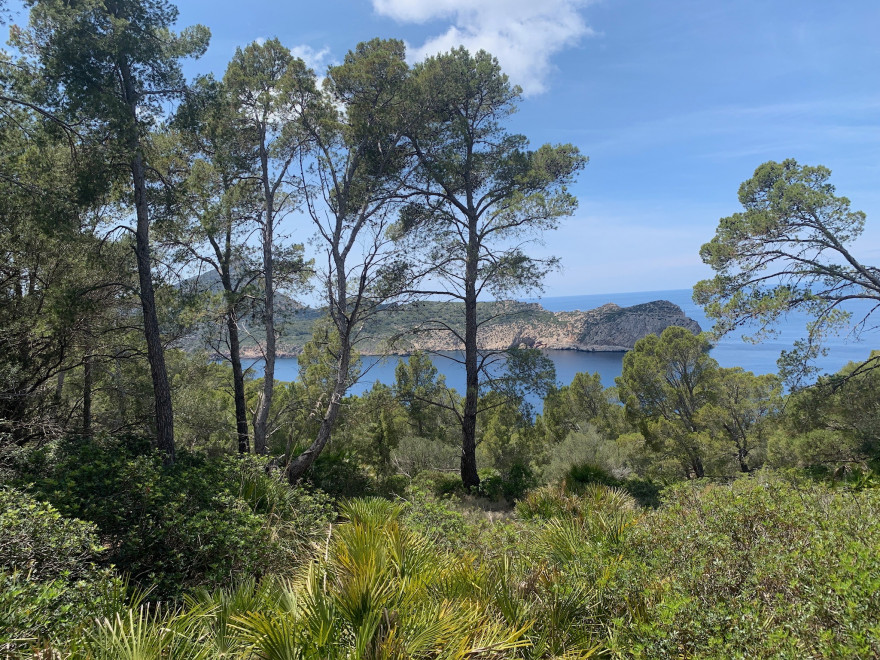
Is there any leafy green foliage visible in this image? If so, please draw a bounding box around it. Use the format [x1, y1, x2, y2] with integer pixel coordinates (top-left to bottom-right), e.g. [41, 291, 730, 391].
[4, 0, 880, 651]
[0, 488, 124, 652]
[769, 351, 880, 473]
[396, 46, 586, 488]
[14, 436, 332, 599]
[228, 499, 529, 659]
[614, 475, 880, 658]
[618, 326, 781, 479]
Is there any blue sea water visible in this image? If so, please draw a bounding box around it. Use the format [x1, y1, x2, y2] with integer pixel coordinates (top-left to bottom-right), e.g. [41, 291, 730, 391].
[256, 289, 879, 397]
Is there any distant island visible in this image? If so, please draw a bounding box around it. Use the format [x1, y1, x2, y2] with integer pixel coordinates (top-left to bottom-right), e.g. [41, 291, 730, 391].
[231, 299, 702, 358]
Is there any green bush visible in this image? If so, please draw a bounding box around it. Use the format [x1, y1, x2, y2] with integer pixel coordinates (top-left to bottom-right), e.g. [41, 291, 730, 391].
[390, 434, 460, 476]
[542, 426, 624, 484]
[613, 474, 880, 658]
[13, 436, 333, 599]
[565, 461, 616, 490]
[0, 488, 124, 653]
[515, 483, 580, 520]
[477, 461, 538, 503]
[305, 448, 375, 498]
[410, 469, 465, 498]
[401, 493, 474, 551]
[1, 486, 102, 582]
[562, 461, 661, 508]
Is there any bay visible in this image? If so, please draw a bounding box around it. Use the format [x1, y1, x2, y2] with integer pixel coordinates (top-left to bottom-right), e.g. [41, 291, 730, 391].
[249, 288, 879, 397]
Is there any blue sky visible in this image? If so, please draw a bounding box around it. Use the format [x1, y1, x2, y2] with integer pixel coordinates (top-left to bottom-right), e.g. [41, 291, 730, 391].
[13, 0, 880, 297]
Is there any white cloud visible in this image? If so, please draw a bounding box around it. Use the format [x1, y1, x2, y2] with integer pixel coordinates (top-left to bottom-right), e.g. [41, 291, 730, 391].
[289, 44, 334, 75]
[372, 0, 597, 95]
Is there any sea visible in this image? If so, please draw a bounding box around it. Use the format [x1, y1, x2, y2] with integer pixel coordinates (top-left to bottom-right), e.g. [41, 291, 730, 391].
[253, 289, 879, 398]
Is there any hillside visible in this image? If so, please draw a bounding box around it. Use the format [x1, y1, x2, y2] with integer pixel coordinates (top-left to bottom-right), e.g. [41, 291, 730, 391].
[230, 298, 702, 357]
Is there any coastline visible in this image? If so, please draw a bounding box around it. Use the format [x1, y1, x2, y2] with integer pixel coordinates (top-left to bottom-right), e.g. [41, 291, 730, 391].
[226, 298, 701, 360]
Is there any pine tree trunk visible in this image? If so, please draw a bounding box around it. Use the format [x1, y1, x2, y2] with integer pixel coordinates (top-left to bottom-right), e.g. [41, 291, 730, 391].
[82, 354, 92, 436]
[460, 215, 481, 490]
[226, 313, 250, 453]
[252, 216, 275, 454]
[286, 339, 351, 482]
[132, 152, 175, 465]
[120, 60, 174, 465]
[252, 142, 276, 455]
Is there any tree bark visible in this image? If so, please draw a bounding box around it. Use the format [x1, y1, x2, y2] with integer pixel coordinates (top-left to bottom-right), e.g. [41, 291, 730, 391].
[120, 59, 174, 464]
[252, 143, 276, 455]
[226, 311, 250, 453]
[287, 244, 351, 482]
[252, 217, 275, 454]
[286, 341, 351, 482]
[208, 210, 251, 454]
[460, 213, 481, 490]
[132, 152, 175, 465]
[82, 354, 92, 436]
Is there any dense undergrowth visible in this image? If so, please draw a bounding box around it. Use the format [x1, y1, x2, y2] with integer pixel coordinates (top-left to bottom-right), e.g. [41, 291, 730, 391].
[3, 434, 879, 658]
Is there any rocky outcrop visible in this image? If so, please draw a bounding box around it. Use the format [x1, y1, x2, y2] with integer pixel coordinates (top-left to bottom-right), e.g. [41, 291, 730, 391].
[221, 299, 701, 357]
[570, 300, 701, 351]
[400, 300, 701, 353]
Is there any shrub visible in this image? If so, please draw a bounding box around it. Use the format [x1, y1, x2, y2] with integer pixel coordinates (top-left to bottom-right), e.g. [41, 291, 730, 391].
[391, 434, 460, 477]
[516, 483, 580, 520]
[613, 474, 880, 658]
[410, 469, 465, 498]
[196, 498, 525, 658]
[13, 436, 333, 599]
[565, 461, 616, 490]
[0, 487, 124, 652]
[542, 426, 623, 484]
[306, 449, 374, 498]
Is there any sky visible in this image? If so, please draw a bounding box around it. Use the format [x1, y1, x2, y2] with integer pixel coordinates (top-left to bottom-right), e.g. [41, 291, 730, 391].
[11, 0, 880, 298]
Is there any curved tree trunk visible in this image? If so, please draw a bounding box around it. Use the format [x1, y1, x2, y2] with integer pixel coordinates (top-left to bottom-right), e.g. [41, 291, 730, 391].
[286, 340, 351, 482]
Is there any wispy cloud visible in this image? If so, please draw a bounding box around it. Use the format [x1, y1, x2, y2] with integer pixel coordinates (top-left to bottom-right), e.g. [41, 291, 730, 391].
[371, 0, 598, 95]
[576, 96, 880, 161]
[289, 44, 334, 75]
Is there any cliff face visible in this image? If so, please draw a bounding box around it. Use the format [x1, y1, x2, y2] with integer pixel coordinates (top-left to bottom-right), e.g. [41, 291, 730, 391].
[572, 300, 701, 350]
[401, 300, 702, 353]
[231, 299, 702, 357]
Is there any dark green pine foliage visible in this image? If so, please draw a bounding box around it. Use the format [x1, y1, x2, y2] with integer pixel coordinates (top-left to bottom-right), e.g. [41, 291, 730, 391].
[15, 0, 210, 462]
[400, 48, 586, 488]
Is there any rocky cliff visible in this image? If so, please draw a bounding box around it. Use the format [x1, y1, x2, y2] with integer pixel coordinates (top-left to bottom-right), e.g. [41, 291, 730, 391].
[394, 299, 701, 354]
[230, 298, 701, 358]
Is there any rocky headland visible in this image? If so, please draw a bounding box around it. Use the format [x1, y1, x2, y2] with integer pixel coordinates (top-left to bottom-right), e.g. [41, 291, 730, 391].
[392, 299, 701, 354]
[235, 299, 701, 358]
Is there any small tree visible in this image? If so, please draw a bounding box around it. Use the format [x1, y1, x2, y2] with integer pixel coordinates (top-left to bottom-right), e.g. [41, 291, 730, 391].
[393, 350, 449, 438]
[617, 327, 716, 479]
[618, 326, 780, 478]
[696, 368, 781, 473]
[695, 159, 880, 385]
[0, 107, 128, 443]
[169, 78, 266, 454]
[541, 371, 607, 443]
